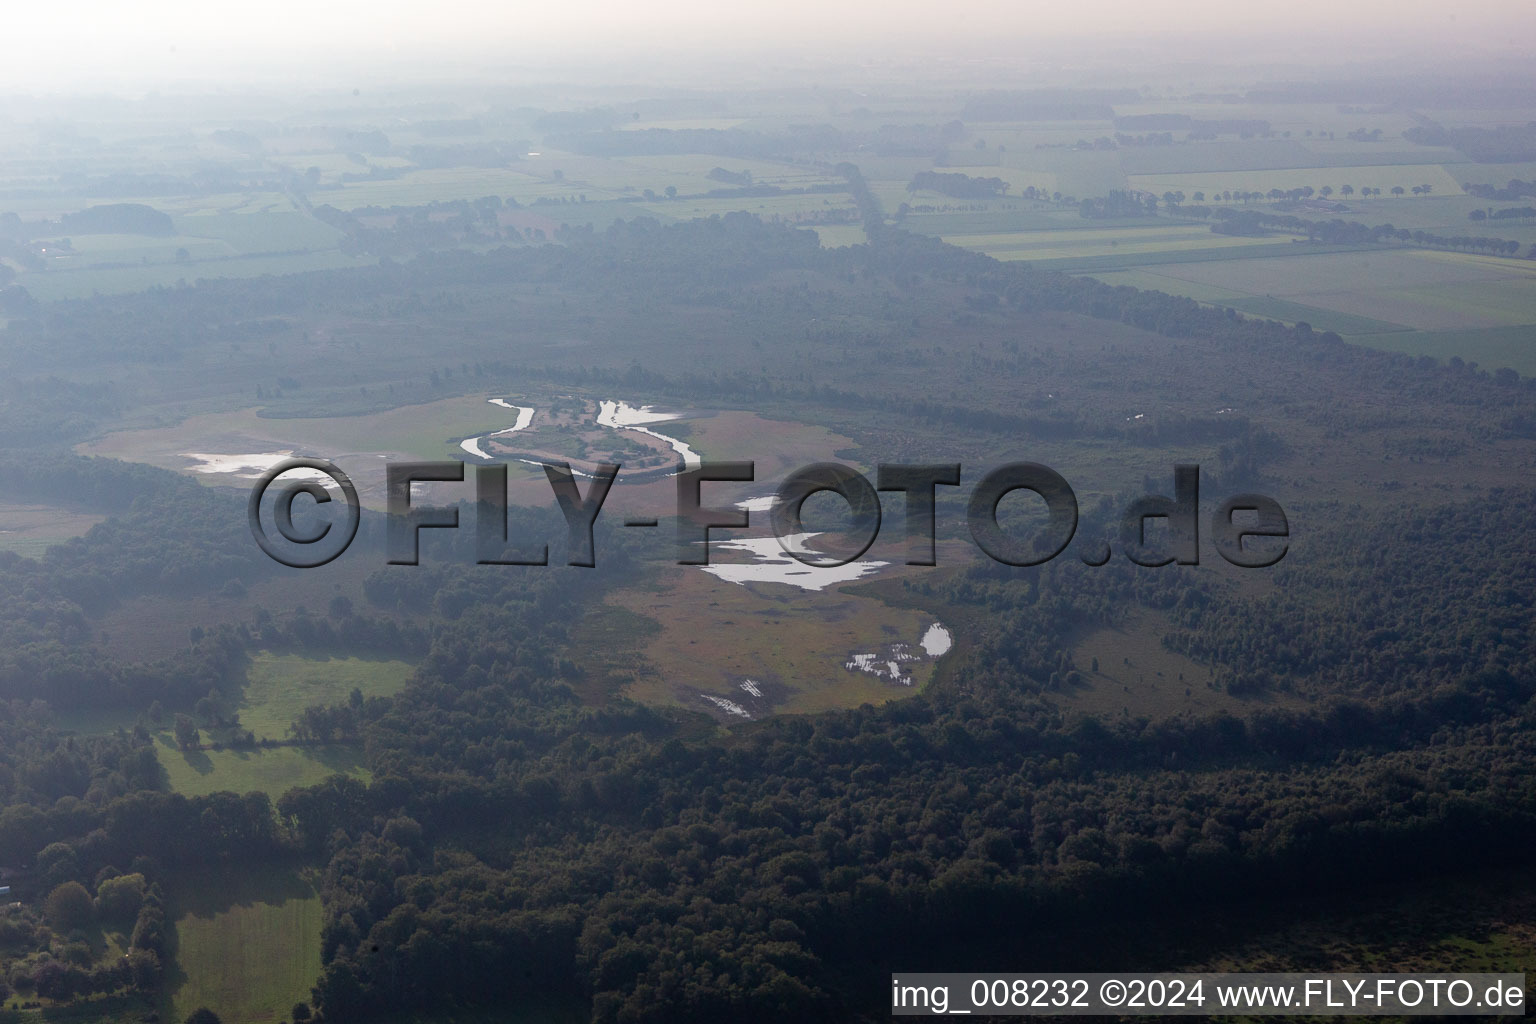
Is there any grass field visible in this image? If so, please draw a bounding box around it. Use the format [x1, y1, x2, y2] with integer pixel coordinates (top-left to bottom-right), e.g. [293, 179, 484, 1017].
[635, 193, 858, 223]
[1124, 248, 1536, 333]
[30, 233, 236, 267]
[926, 164, 1064, 197]
[1218, 295, 1414, 335]
[14, 251, 376, 301]
[943, 224, 1302, 261]
[1181, 867, 1536, 978]
[173, 211, 346, 253]
[812, 224, 866, 247]
[1067, 612, 1300, 722]
[82, 394, 541, 506]
[156, 733, 371, 799]
[1083, 269, 1418, 335]
[594, 563, 946, 719]
[0, 501, 104, 556]
[1029, 241, 1375, 272]
[998, 147, 1130, 196]
[328, 167, 627, 209]
[238, 652, 415, 740]
[165, 863, 323, 1024]
[156, 651, 414, 798]
[906, 209, 1178, 235]
[1348, 324, 1536, 376]
[1126, 163, 1466, 199]
[1084, 247, 1536, 371]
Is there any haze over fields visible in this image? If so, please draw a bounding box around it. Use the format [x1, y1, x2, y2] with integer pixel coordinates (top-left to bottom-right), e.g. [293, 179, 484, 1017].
[0, 7, 1533, 1024]
[4, 0, 1536, 88]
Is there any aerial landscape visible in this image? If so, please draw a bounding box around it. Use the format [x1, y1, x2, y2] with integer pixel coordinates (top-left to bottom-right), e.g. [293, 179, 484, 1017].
[0, 0, 1533, 1020]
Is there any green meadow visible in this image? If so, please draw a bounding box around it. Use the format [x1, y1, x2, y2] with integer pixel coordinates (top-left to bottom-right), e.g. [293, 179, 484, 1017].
[165, 863, 324, 1024]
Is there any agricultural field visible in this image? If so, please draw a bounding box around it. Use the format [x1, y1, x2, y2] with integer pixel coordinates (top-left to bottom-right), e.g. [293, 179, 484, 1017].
[943, 224, 1302, 261]
[1341, 195, 1536, 248]
[813, 224, 866, 247]
[903, 207, 1152, 235]
[634, 192, 858, 223]
[171, 211, 347, 253]
[1084, 248, 1536, 373]
[165, 863, 323, 1024]
[1126, 163, 1466, 200]
[1116, 248, 1536, 329]
[918, 164, 1063, 198]
[326, 166, 625, 209]
[1357, 324, 1536, 376]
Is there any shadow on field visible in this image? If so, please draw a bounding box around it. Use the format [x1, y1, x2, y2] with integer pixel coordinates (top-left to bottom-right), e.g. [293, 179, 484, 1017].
[159, 862, 320, 1024]
[172, 862, 317, 920]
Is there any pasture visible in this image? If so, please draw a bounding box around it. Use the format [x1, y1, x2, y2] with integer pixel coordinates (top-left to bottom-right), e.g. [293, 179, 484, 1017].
[0, 501, 104, 557]
[57, 650, 413, 798]
[157, 651, 413, 797]
[165, 863, 323, 1024]
[1066, 612, 1299, 722]
[237, 652, 415, 741]
[156, 739, 370, 799]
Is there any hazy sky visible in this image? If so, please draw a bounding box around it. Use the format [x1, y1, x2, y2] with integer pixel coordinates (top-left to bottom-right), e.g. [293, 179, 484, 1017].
[4, 0, 1534, 90]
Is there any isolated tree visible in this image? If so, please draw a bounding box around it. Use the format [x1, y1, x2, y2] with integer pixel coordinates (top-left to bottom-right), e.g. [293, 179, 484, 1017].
[1392, 186, 1405, 197]
[1340, 184, 1354, 197]
[126, 949, 161, 990]
[173, 714, 199, 750]
[95, 872, 147, 921]
[185, 1009, 222, 1024]
[1320, 186, 1333, 198]
[664, 185, 676, 199]
[45, 881, 94, 931]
